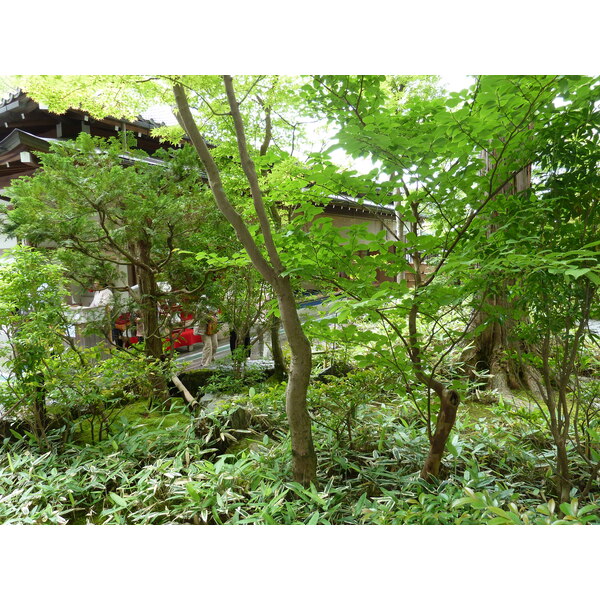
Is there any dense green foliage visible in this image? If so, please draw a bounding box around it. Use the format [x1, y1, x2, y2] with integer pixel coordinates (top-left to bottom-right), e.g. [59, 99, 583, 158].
[0, 367, 597, 524]
[1, 74, 599, 524]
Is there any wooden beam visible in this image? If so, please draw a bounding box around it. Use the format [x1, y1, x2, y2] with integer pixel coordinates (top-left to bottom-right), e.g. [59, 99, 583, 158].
[0, 117, 61, 129]
[19, 151, 37, 166]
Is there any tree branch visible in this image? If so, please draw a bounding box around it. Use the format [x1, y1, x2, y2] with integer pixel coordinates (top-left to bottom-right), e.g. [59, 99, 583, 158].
[172, 83, 277, 287]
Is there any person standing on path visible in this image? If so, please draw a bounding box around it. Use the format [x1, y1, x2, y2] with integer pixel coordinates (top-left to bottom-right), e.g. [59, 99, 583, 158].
[201, 309, 219, 367]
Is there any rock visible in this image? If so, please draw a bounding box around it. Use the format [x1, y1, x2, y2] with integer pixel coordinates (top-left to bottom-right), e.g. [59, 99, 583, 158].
[314, 362, 353, 382]
[231, 406, 252, 430]
[176, 369, 214, 395]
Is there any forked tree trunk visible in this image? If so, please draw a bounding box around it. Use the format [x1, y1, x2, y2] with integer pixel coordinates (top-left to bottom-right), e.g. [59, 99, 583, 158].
[173, 79, 317, 484]
[135, 241, 169, 405]
[408, 229, 461, 481]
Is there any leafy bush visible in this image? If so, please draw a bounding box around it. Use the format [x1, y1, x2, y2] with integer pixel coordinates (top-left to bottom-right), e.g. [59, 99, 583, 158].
[1, 366, 598, 524]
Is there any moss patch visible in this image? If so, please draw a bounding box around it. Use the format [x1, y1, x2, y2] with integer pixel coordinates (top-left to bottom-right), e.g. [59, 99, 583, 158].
[461, 401, 497, 421]
[117, 399, 191, 428]
[71, 398, 191, 445]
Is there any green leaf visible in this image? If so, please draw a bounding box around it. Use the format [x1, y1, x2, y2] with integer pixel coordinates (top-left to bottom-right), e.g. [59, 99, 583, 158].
[559, 502, 573, 517]
[186, 483, 201, 503]
[109, 492, 128, 508]
[565, 268, 589, 279]
[577, 504, 598, 516]
[487, 506, 511, 519]
[451, 496, 473, 509]
[307, 511, 320, 525]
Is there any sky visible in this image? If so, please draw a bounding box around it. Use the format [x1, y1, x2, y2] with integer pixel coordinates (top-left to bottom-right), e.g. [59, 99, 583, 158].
[318, 75, 477, 174]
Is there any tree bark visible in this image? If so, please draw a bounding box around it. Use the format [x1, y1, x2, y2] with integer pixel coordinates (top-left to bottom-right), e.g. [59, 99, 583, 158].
[135, 240, 169, 405]
[554, 438, 571, 505]
[460, 292, 534, 395]
[461, 162, 534, 395]
[274, 279, 317, 484]
[257, 102, 287, 383]
[419, 390, 460, 479]
[135, 242, 163, 362]
[407, 220, 461, 481]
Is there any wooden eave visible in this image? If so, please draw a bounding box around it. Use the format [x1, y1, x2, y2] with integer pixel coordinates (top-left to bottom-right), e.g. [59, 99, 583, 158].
[0, 130, 51, 188]
[0, 92, 171, 149]
[326, 198, 395, 218]
[0, 96, 38, 119]
[0, 129, 52, 154]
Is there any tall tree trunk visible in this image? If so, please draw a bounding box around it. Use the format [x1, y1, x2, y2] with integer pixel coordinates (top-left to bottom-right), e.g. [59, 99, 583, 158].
[275, 279, 316, 485]
[135, 240, 169, 405]
[172, 79, 317, 484]
[420, 390, 460, 479]
[462, 163, 534, 395]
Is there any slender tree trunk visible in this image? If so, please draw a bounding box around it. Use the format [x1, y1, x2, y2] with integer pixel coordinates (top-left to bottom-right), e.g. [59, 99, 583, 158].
[231, 325, 250, 376]
[258, 107, 287, 382]
[420, 390, 460, 479]
[32, 375, 48, 448]
[275, 279, 317, 484]
[407, 204, 461, 481]
[135, 240, 169, 405]
[555, 438, 571, 505]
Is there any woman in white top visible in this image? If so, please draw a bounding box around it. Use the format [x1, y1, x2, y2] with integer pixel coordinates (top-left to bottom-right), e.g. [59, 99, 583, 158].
[89, 281, 114, 308]
[87, 280, 114, 342]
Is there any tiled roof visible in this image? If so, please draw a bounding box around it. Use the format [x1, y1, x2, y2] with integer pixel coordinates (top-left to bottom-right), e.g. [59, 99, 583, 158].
[0, 88, 21, 105]
[0, 89, 166, 132]
[327, 194, 395, 216]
